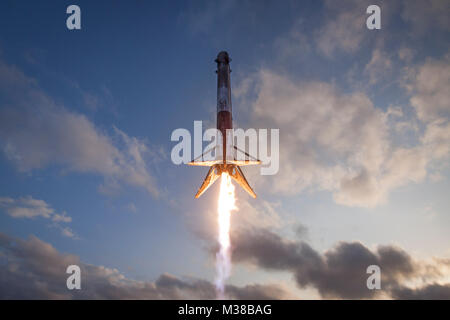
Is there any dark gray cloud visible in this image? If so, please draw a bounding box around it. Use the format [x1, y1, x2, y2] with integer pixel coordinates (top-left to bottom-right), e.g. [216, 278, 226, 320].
[391, 283, 450, 300]
[1, 228, 448, 300]
[0, 232, 290, 300]
[232, 228, 448, 299]
[226, 283, 291, 300]
[294, 223, 309, 240]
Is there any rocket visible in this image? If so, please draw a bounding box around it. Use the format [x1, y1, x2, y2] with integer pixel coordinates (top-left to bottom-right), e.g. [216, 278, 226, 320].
[188, 51, 260, 198]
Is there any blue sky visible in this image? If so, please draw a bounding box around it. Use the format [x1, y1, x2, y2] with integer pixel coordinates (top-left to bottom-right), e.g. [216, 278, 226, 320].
[0, 0, 449, 299]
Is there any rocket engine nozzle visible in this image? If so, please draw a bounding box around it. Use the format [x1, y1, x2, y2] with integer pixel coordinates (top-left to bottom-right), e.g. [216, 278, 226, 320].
[194, 164, 256, 199]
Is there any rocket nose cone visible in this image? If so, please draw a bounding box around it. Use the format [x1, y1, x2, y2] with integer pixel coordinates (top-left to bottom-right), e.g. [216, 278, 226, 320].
[216, 51, 230, 63]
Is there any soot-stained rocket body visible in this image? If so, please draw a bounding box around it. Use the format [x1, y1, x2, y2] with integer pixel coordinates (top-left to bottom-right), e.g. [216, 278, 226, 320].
[189, 51, 260, 198]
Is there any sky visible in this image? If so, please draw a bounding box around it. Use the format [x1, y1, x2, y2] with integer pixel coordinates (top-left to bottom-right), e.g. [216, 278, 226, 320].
[0, 0, 449, 299]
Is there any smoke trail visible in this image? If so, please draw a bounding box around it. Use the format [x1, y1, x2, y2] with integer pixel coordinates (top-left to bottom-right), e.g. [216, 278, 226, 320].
[215, 172, 236, 299]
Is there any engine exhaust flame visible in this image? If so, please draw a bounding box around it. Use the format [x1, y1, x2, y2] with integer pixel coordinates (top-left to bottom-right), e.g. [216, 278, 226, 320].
[215, 172, 236, 299]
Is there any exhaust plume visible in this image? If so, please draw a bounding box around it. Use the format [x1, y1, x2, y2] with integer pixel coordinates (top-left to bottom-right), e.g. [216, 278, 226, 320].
[215, 172, 236, 299]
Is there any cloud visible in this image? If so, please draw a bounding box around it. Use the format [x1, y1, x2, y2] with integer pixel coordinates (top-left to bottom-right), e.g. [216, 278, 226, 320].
[0, 232, 292, 299]
[60, 227, 76, 239]
[364, 47, 393, 85]
[408, 54, 450, 123]
[0, 196, 76, 238]
[241, 50, 450, 207]
[250, 71, 386, 195]
[315, 0, 449, 58]
[422, 120, 450, 161]
[231, 227, 450, 299]
[0, 196, 71, 222]
[273, 18, 312, 62]
[246, 70, 401, 206]
[391, 283, 450, 300]
[398, 47, 415, 63]
[403, 53, 450, 174]
[294, 223, 309, 240]
[315, 0, 370, 57]
[401, 0, 450, 35]
[226, 283, 293, 300]
[0, 59, 160, 197]
[52, 212, 72, 223]
[335, 147, 428, 207]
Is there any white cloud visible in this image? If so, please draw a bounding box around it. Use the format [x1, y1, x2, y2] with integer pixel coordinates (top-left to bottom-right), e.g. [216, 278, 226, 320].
[0, 196, 77, 238]
[364, 47, 393, 85]
[0, 196, 57, 219]
[232, 199, 284, 231]
[339, 53, 450, 206]
[409, 54, 450, 123]
[273, 18, 312, 62]
[315, 0, 368, 57]
[401, 53, 450, 176]
[249, 71, 388, 202]
[240, 61, 449, 207]
[52, 212, 72, 223]
[0, 59, 160, 197]
[422, 120, 450, 160]
[315, 0, 448, 58]
[60, 227, 76, 238]
[398, 47, 415, 63]
[334, 147, 428, 207]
